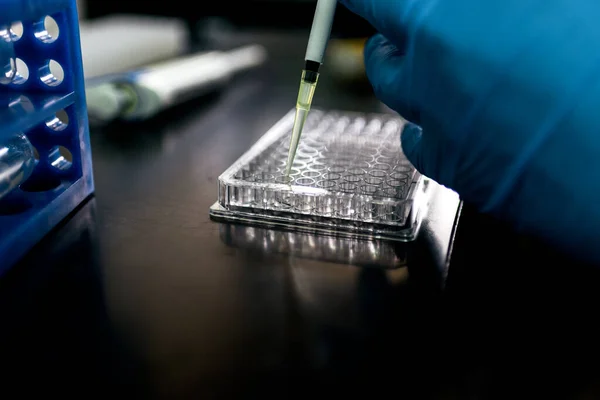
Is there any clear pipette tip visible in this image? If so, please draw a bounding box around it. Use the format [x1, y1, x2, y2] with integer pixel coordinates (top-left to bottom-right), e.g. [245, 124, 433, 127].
[285, 69, 319, 180]
[285, 107, 309, 178]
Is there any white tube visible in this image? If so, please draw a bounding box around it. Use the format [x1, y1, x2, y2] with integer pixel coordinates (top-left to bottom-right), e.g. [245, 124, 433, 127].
[304, 0, 337, 64]
[128, 44, 268, 119]
[79, 15, 189, 79]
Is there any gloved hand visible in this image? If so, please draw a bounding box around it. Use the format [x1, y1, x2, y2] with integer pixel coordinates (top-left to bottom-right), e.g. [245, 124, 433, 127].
[339, 0, 600, 264]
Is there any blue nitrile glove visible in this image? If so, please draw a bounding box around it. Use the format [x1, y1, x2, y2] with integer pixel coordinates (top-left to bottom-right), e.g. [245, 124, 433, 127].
[339, 0, 600, 264]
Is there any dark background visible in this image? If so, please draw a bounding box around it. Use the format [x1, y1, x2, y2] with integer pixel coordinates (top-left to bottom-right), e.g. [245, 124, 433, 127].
[2, 1, 600, 398]
[85, 0, 376, 39]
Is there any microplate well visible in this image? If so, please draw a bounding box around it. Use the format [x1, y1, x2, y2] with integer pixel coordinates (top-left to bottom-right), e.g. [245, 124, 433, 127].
[210, 108, 431, 241]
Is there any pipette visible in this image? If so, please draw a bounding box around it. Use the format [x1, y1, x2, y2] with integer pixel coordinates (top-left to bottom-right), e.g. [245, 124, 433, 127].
[85, 44, 267, 124]
[285, 0, 337, 178]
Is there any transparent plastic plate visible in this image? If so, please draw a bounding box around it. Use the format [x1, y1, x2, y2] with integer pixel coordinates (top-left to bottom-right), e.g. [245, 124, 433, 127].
[210, 108, 431, 241]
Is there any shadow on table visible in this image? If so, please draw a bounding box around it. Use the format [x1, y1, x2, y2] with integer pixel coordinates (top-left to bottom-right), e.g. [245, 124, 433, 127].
[208, 188, 461, 398]
[215, 181, 461, 273]
[0, 198, 149, 397]
[439, 204, 600, 399]
[213, 221, 451, 398]
[215, 203, 600, 399]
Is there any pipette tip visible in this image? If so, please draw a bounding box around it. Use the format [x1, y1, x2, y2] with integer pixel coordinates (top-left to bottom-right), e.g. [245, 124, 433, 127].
[285, 105, 310, 180]
[284, 70, 319, 181]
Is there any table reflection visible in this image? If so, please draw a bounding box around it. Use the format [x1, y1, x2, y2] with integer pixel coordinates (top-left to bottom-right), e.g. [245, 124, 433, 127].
[0, 198, 149, 397]
[219, 222, 407, 269]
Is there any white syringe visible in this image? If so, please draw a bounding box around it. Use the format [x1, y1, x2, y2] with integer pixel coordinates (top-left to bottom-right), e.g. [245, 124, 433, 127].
[85, 44, 267, 124]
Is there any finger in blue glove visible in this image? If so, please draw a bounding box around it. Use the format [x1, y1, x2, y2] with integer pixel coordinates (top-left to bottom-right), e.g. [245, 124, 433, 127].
[338, 0, 600, 264]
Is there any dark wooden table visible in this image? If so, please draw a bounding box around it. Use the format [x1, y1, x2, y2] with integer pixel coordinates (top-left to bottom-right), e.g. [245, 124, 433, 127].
[1, 30, 600, 399]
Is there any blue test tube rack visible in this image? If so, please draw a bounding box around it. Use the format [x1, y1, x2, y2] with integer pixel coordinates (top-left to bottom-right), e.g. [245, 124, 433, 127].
[0, 0, 93, 274]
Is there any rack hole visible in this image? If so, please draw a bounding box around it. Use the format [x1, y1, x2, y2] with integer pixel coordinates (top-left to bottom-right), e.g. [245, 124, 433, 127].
[34, 16, 59, 43]
[46, 109, 69, 131]
[11, 58, 29, 84]
[40, 59, 64, 87]
[10, 21, 23, 40]
[48, 146, 72, 171]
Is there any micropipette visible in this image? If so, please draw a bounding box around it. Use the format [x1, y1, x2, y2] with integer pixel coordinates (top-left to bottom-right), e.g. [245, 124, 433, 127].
[85, 44, 267, 124]
[285, 0, 337, 178]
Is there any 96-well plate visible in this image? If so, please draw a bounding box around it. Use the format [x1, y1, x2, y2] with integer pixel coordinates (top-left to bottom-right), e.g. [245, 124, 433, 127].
[209, 108, 431, 241]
